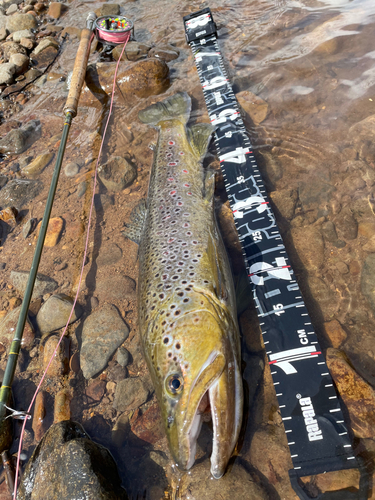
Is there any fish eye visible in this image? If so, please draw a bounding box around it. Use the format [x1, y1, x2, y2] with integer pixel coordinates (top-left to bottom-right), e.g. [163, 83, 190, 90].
[167, 374, 184, 395]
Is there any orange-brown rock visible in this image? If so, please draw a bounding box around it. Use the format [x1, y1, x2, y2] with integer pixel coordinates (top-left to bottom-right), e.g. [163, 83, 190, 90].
[302, 468, 360, 495]
[32, 390, 48, 442]
[82, 58, 170, 106]
[130, 402, 164, 445]
[35, 216, 64, 247]
[53, 389, 71, 423]
[237, 90, 269, 125]
[322, 320, 347, 348]
[288, 225, 324, 272]
[0, 206, 17, 225]
[42, 335, 68, 378]
[326, 348, 375, 438]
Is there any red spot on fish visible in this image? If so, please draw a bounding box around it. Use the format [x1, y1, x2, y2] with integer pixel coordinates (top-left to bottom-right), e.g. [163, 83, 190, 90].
[183, 223, 189, 227]
[168, 238, 175, 243]
[179, 152, 184, 155]
[192, 241, 197, 244]
[159, 206, 163, 210]
[187, 192, 192, 196]
[168, 162, 177, 166]
[167, 153, 173, 157]
[184, 183, 189, 188]
[169, 141, 175, 145]
[177, 202, 183, 206]
[168, 177, 174, 182]
[170, 191, 176, 195]
[182, 169, 188, 173]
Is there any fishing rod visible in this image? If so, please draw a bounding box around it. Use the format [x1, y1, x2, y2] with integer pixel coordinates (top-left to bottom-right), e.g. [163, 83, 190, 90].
[0, 12, 134, 440]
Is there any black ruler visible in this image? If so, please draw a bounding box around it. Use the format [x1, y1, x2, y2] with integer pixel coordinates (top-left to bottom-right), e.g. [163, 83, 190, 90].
[183, 7, 361, 489]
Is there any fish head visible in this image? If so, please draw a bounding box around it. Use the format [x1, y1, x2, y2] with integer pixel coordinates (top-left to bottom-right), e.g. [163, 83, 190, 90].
[148, 307, 242, 478]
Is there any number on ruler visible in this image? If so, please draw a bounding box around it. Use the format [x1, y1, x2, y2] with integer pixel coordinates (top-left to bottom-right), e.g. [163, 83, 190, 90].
[273, 303, 285, 316]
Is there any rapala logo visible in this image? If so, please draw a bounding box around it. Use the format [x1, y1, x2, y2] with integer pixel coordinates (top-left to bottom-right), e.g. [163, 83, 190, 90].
[299, 397, 323, 441]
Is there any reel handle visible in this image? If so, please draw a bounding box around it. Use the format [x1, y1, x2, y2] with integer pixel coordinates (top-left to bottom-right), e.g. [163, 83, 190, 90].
[64, 12, 96, 117]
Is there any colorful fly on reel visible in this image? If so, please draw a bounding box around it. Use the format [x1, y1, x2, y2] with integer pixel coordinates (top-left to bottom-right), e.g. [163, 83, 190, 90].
[95, 15, 134, 45]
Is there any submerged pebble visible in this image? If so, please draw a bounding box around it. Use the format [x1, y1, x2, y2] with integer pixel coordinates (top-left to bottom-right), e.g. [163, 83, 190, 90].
[36, 293, 83, 334]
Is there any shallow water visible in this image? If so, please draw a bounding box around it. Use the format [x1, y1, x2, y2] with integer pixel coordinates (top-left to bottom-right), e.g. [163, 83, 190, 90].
[0, 0, 375, 498]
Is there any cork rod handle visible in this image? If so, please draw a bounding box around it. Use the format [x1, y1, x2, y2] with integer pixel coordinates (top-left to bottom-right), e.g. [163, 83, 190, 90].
[64, 27, 94, 117]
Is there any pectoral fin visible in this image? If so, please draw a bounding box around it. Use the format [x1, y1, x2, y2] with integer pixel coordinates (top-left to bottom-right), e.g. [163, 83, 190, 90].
[122, 199, 147, 245]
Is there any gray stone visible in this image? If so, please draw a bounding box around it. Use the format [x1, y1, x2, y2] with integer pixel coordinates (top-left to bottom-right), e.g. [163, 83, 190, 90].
[349, 115, 375, 162]
[0, 174, 8, 188]
[80, 304, 129, 379]
[33, 37, 59, 55]
[98, 156, 136, 192]
[12, 28, 33, 42]
[9, 53, 29, 75]
[36, 294, 83, 334]
[321, 220, 338, 242]
[64, 161, 80, 177]
[0, 179, 42, 209]
[0, 0, 22, 9]
[0, 119, 41, 155]
[0, 26, 7, 40]
[22, 217, 36, 238]
[361, 254, 375, 314]
[0, 306, 35, 349]
[6, 13, 36, 33]
[269, 188, 297, 220]
[0, 62, 15, 84]
[113, 377, 149, 412]
[96, 243, 122, 266]
[95, 275, 135, 301]
[116, 347, 130, 367]
[10, 270, 58, 299]
[1, 41, 27, 61]
[17, 421, 128, 500]
[112, 41, 151, 62]
[333, 206, 358, 241]
[0, 15, 7, 32]
[6, 3, 18, 14]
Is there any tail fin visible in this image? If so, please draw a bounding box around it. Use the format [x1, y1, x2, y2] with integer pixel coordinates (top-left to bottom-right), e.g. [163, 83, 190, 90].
[138, 92, 191, 126]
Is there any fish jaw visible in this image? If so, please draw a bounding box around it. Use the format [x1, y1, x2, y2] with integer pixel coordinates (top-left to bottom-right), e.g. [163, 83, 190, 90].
[147, 309, 242, 475]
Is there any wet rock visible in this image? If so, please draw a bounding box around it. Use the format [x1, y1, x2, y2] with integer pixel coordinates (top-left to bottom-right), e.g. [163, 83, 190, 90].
[302, 468, 361, 497]
[361, 253, 375, 314]
[333, 205, 358, 240]
[130, 402, 164, 444]
[111, 412, 130, 448]
[95, 3, 120, 16]
[35, 216, 63, 247]
[32, 390, 47, 441]
[12, 28, 33, 42]
[112, 41, 151, 62]
[321, 220, 338, 242]
[6, 3, 18, 14]
[17, 421, 128, 500]
[258, 151, 283, 188]
[47, 2, 64, 19]
[269, 188, 297, 220]
[53, 389, 71, 423]
[0, 305, 35, 349]
[349, 114, 375, 162]
[84, 58, 169, 103]
[95, 275, 136, 301]
[0, 205, 17, 225]
[0, 62, 15, 84]
[98, 156, 136, 192]
[113, 377, 149, 412]
[36, 294, 83, 334]
[85, 379, 106, 402]
[64, 161, 80, 177]
[33, 37, 59, 55]
[289, 225, 324, 272]
[326, 348, 375, 438]
[246, 425, 298, 500]
[21, 152, 53, 176]
[11, 270, 58, 299]
[148, 44, 179, 62]
[69, 351, 80, 373]
[107, 362, 127, 383]
[22, 217, 36, 238]
[43, 335, 68, 378]
[0, 119, 41, 154]
[1, 41, 27, 60]
[237, 90, 268, 125]
[178, 460, 268, 500]
[116, 346, 130, 367]
[96, 242, 123, 266]
[31, 46, 58, 72]
[80, 304, 130, 379]
[307, 276, 337, 321]
[322, 320, 347, 348]
[9, 53, 29, 75]
[61, 26, 81, 39]
[0, 174, 8, 188]
[1, 66, 41, 97]
[6, 13, 36, 33]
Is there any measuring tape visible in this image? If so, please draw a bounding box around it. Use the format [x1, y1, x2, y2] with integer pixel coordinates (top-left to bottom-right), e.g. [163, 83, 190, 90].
[183, 8, 365, 496]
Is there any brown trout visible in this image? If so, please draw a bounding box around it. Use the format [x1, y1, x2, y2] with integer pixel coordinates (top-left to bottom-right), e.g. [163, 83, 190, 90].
[125, 92, 243, 478]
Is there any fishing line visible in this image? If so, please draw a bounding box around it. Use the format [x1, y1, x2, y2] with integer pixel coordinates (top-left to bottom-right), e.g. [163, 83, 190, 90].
[13, 30, 131, 500]
[95, 15, 134, 45]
